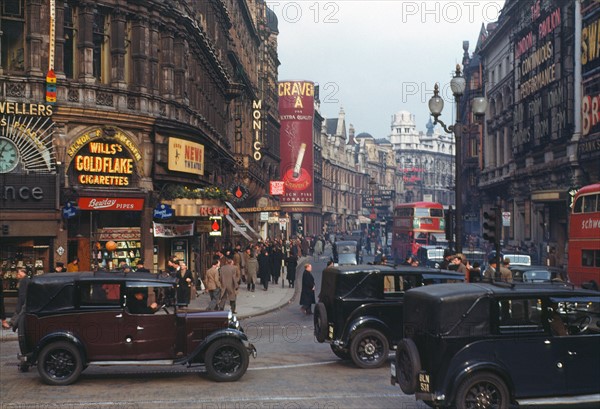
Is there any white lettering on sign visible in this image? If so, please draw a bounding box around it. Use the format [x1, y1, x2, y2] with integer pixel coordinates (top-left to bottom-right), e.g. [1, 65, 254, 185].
[581, 218, 600, 230]
[88, 198, 117, 209]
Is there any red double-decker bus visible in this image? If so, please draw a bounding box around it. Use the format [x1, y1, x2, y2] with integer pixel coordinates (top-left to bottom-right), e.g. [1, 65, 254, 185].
[392, 202, 445, 262]
[568, 182, 600, 288]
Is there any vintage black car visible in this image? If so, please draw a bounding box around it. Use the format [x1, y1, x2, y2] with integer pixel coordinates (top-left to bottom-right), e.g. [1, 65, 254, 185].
[313, 265, 463, 368]
[391, 282, 600, 408]
[333, 240, 361, 265]
[509, 265, 567, 283]
[17, 272, 256, 385]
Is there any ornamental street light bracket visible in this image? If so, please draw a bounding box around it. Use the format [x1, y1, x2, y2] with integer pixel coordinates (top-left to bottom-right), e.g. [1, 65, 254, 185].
[427, 64, 486, 254]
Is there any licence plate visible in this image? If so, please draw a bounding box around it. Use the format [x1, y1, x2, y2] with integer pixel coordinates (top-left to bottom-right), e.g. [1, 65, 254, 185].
[390, 362, 396, 377]
[417, 371, 431, 393]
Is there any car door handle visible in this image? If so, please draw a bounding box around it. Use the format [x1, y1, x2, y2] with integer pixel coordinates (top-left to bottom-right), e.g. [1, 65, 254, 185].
[137, 326, 144, 330]
[115, 313, 123, 318]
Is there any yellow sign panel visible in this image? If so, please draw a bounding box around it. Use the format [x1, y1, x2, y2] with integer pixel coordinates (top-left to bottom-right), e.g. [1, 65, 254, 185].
[168, 137, 204, 175]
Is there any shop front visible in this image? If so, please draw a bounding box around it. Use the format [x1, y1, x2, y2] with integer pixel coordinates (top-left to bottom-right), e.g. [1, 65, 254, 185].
[158, 199, 232, 280]
[1, 173, 60, 295]
[1, 100, 59, 295]
[64, 127, 151, 271]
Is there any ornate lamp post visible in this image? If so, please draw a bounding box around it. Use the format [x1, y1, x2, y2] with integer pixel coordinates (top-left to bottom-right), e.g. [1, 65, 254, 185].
[428, 65, 487, 253]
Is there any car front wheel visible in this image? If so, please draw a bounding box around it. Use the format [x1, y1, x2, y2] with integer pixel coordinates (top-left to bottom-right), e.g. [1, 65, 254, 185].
[205, 338, 249, 382]
[37, 341, 83, 385]
[456, 372, 510, 409]
[350, 328, 389, 369]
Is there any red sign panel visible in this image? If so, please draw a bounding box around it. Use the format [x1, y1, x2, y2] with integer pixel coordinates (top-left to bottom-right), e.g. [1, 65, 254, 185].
[278, 80, 315, 206]
[270, 181, 285, 196]
[78, 197, 144, 211]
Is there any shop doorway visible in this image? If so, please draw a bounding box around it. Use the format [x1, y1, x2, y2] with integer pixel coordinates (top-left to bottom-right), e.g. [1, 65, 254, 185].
[67, 237, 90, 271]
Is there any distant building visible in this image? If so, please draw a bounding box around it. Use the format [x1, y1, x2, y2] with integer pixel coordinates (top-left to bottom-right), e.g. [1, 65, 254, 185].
[388, 111, 455, 206]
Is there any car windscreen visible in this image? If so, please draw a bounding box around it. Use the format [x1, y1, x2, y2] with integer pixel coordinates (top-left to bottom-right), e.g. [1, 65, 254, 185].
[522, 270, 552, 282]
[337, 244, 357, 253]
[507, 255, 531, 265]
[337, 253, 357, 265]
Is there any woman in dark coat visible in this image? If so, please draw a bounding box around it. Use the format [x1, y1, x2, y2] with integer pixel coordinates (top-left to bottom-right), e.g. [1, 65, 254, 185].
[257, 248, 272, 291]
[299, 263, 315, 314]
[285, 254, 298, 288]
[175, 263, 194, 306]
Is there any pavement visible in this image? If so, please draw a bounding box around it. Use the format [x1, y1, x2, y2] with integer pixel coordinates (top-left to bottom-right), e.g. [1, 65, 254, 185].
[0, 256, 311, 343]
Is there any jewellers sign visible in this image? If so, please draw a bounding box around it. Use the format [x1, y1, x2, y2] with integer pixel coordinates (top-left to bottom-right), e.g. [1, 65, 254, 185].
[78, 197, 144, 211]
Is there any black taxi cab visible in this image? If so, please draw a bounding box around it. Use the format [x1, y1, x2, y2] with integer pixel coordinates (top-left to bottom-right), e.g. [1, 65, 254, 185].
[17, 272, 255, 385]
[313, 264, 463, 368]
[391, 282, 600, 408]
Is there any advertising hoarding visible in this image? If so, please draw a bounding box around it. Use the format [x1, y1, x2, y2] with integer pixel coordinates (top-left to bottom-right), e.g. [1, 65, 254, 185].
[278, 81, 315, 206]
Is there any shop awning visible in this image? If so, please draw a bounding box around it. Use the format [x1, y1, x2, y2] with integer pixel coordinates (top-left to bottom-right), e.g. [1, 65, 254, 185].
[225, 201, 261, 240]
[225, 214, 253, 241]
[358, 215, 372, 224]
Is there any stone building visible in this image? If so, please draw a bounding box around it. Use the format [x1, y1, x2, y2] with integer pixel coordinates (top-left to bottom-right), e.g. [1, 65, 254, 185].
[0, 0, 279, 283]
[388, 111, 455, 208]
[475, 0, 589, 265]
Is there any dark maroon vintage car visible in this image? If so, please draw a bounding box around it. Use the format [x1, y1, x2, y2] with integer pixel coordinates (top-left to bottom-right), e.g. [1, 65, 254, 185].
[17, 272, 255, 385]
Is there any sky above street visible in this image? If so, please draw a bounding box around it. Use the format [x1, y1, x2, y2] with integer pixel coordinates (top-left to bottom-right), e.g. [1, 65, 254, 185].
[273, 0, 506, 138]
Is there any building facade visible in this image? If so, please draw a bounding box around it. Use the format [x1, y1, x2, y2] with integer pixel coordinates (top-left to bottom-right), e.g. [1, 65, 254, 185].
[1, 0, 279, 288]
[475, 0, 595, 266]
[389, 111, 455, 208]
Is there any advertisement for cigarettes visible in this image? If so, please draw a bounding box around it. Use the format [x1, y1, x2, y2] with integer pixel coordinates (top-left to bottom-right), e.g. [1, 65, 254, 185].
[278, 80, 315, 206]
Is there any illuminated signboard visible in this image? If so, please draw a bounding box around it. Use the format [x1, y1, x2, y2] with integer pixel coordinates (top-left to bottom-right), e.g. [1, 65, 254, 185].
[67, 129, 141, 187]
[168, 137, 204, 175]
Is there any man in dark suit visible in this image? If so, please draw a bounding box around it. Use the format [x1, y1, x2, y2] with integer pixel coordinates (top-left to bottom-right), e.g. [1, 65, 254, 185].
[135, 259, 150, 273]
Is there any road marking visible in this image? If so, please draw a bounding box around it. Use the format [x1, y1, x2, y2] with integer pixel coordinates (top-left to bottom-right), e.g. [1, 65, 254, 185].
[25, 392, 403, 407]
[249, 360, 339, 370]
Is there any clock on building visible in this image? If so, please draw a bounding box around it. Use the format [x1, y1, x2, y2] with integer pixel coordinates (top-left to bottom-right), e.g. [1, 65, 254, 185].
[0, 137, 20, 173]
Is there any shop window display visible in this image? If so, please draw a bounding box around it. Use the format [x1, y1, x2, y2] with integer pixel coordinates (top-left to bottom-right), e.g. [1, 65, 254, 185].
[1, 241, 48, 296]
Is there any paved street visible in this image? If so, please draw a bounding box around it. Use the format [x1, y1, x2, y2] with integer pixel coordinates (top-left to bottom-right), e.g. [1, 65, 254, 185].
[0, 249, 428, 409]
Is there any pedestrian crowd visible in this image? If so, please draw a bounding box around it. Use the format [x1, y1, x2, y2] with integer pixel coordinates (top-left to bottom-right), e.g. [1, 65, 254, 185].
[0, 234, 333, 329]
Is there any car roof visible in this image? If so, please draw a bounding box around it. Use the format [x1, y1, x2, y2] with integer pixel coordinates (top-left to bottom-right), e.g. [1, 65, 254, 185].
[407, 282, 599, 300]
[31, 271, 175, 284]
[26, 272, 176, 313]
[324, 264, 464, 278]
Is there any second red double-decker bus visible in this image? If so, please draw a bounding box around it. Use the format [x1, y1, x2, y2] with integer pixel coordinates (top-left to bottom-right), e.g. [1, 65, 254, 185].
[392, 202, 445, 263]
[568, 182, 600, 288]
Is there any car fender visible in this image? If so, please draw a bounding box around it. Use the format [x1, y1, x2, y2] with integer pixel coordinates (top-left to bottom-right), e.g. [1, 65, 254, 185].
[180, 329, 253, 364]
[32, 332, 87, 364]
[446, 360, 514, 405]
[342, 315, 390, 345]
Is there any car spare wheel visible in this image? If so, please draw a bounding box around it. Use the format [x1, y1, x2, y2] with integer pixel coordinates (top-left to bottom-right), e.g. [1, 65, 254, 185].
[314, 302, 328, 343]
[205, 338, 249, 382]
[396, 338, 421, 394]
[37, 341, 83, 386]
[350, 328, 389, 369]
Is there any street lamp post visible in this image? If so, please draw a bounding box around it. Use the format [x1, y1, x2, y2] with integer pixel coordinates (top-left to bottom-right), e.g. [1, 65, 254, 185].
[428, 64, 487, 254]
